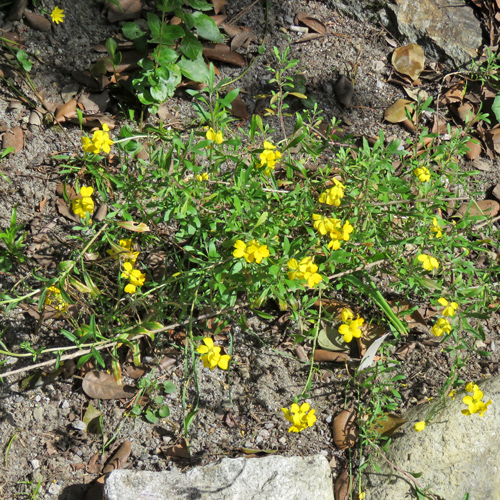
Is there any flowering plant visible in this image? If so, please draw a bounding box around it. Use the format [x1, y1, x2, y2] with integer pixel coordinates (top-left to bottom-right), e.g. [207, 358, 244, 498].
[281, 402, 317, 433]
[72, 186, 95, 219]
[197, 337, 231, 370]
[82, 124, 114, 155]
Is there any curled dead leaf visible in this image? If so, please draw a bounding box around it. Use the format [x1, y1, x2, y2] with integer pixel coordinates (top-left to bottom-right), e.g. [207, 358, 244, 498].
[455, 199, 500, 219]
[334, 75, 353, 108]
[295, 11, 326, 34]
[2, 126, 24, 153]
[107, 0, 143, 23]
[23, 10, 51, 31]
[313, 350, 349, 362]
[103, 441, 131, 473]
[230, 95, 249, 119]
[82, 371, 135, 400]
[332, 409, 358, 450]
[334, 469, 352, 500]
[392, 43, 425, 82]
[203, 44, 246, 67]
[465, 140, 482, 160]
[116, 220, 150, 232]
[384, 99, 414, 123]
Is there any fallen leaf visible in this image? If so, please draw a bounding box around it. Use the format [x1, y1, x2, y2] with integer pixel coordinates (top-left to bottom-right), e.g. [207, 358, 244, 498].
[102, 441, 131, 473]
[231, 31, 254, 51]
[318, 323, 350, 352]
[384, 99, 414, 123]
[56, 198, 80, 223]
[230, 95, 248, 119]
[357, 333, 390, 371]
[164, 439, 190, 459]
[46, 441, 57, 456]
[334, 469, 352, 500]
[371, 413, 406, 438]
[2, 126, 24, 153]
[465, 140, 482, 160]
[392, 43, 425, 82]
[116, 220, 150, 232]
[94, 203, 108, 222]
[222, 24, 247, 38]
[292, 32, 324, 43]
[23, 10, 51, 31]
[7, 0, 27, 20]
[313, 349, 350, 362]
[82, 371, 135, 400]
[332, 409, 358, 450]
[55, 98, 78, 123]
[212, 0, 226, 14]
[295, 11, 326, 34]
[203, 44, 246, 67]
[388, 300, 428, 331]
[83, 403, 103, 435]
[211, 14, 227, 26]
[107, 0, 143, 23]
[439, 83, 465, 106]
[455, 199, 500, 219]
[334, 75, 353, 108]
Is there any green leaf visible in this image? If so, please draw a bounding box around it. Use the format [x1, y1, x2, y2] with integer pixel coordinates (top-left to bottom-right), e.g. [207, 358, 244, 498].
[147, 12, 161, 36]
[16, 50, 32, 72]
[153, 46, 179, 65]
[492, 93, 500, 124]
[163, 381, 177, 393]
[180, 30, 203, 60]
[177, 56, 209, 83]
[192, 11, 223, 42]
[123, 22, 146, 40]
[105, 37, 117, 57]
[186, 0, 214, 10]
[159, 406, 170, 418]
[151, 24, 185, 45]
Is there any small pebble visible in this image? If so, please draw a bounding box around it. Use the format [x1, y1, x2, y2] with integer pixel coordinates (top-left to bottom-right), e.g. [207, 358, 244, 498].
[325, 415, 333, 424]
[34, 395, 41, 403]
[72, 420, 86, 431]
[48, 483, 61, 495]
[60, 400, 69, 409]
[30, 459, 40, 470]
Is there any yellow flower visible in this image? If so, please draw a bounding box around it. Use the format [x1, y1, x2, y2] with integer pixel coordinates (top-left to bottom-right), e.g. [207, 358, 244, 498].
[82, 124, 113, 154]
[414, 166, 431, 182]
[462, 383, 492, 417]
[233, 239, 269, 264]
[430, 218, 443, 238]
[341, 308, 354, 323]
[328, 220, 354, 249]
[449, 390, 456, 400]
[197, 337, 231, 370]
[338, 315, 364, 343]
[44, 286, 69, 314]
[51, 6, 65, 24]
[121, 262, 146, 294]
[71, 186, 95, 218]
[319, 178, 345, 206]
[417, 253, 439, 271]
[287, 256, 322, 288]
[196, 172, 210, 181]
[431, 318, 452, 337]
[438, 298, 458, 317]
[258, 142, 282, 176]
[206, 128, 224, 144]
[281, 402, 317, 433]
[414, 421, 426, 432]
[312, 214, 340, 236]
[107, 239, 139, 264]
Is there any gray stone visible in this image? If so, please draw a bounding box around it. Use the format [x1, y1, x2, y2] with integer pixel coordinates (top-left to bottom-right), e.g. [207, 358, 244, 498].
[326, 0, 482, 68]
[104, 454, 334, 500]
[365, 376, 500, 499]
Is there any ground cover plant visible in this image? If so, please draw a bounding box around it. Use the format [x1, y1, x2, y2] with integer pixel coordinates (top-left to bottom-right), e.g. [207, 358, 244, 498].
[1, 2, 500, 499]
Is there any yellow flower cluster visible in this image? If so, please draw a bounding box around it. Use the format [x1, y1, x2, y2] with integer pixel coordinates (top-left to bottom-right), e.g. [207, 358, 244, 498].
[431, 317, 452, 337]
[319, 178, 345, 206]
[438, 297, 458, 317]
[197, 337, 231, 370]
[82, 124, 114, 154]
[107, 239, 139, 264]
[287, 256, 322, 288]
[417, 253, 439, 271]
[281, 402, 317, 433]
[462, 382, 492, 417]
[121, 262, 146, 294]
[430, 217, 443, 238]
[51, 6, 65, 24]
[414, 166, 431, 182]
[338, 308, 364, 343]
[206, 128, 224, 144]
[44, 286, 69, 314]
[233, 239, 270, 264]
[258, 141, 282, 176]
[196, 172, 210, 182]
[72, 186, 95, 219]
[312, 214, 353, 250]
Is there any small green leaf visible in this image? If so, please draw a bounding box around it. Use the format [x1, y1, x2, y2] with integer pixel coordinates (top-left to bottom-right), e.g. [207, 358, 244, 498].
[177, 56, 209, 83]
[492, 93, 500, 124]
[192, 11, 223, 42]
[180, 30, 203, 60]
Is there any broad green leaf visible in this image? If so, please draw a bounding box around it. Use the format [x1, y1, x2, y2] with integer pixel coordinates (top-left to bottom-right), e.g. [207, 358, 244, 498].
[177, 56, 209, 83]
[192, 11, 223, 42]
[492, 93, 500, 124]
[147, 12, 161, 36]
[153, 46, 179, 65]
[186, 0, 213, 10]
[180, 30, 203, 60]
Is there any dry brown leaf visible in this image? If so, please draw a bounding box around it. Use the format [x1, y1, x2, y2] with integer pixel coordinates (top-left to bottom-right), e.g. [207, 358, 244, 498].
[56, 198, 80, 223]
[2, 126, 24, 153]
[107, 0, 143, 23]
[334, 469, 352, 500]
[440, 83, 465, 106]
[212, 0, 226, 14]
[454, 102, 475, 123]
[370, 413, 406, 438]
[334, 75, 354, 108]
[332, 409, 358, 450]
[388, 300, 428, 331]
[231, 31, 254, 51]
[465, 140, 482, 160]
[431, 115, 449, 135]
[392, 43, 425, 81]
[211, 15, 227, 26]
[384, 99, 413, 123]
[103, 441, 131, 473]
[222, 24, 247, 38]
[295, 11, 326, 34]
[100, 50, 143, 74]
[82, 371, 135, 400]
[72, 70, 101, 90]
[313, 350, 350, 362]
[55, 99, 78, 123]
[164, 439, 190, 459]
[394, 341, 416, 360]
[70, 114, 116, 129]
[455, 199, 500, 219]
[23, 10, 51, 31]
[7, 0, 27, 20]
[203, 44, 246, 67]
[94, 203, 108, 222]
[292, 32, 324, 43]
[230, 95, 248, 119]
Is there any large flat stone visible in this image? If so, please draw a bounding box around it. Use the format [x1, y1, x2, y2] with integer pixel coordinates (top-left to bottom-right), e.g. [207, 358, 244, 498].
[365, 376, 500, 499]
[104, 454, 334, 500]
